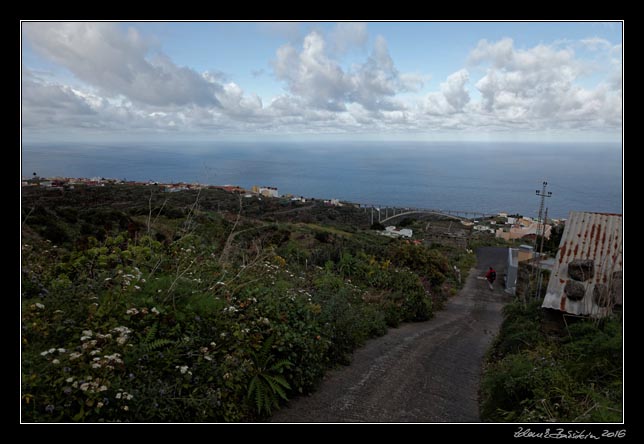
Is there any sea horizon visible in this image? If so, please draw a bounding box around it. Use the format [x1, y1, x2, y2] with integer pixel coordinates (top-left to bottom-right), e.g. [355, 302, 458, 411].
[21, 140, 623, 220]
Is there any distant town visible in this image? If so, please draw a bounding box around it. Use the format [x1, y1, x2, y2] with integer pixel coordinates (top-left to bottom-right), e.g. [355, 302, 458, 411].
[22, 174, 564, 242]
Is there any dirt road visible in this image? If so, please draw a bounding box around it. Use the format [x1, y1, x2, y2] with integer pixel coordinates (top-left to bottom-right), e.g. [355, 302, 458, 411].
[271, 247, 510, 423]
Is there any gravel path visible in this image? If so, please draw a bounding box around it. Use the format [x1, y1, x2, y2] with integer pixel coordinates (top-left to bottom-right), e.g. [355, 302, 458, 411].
[271, 247, 510, 423]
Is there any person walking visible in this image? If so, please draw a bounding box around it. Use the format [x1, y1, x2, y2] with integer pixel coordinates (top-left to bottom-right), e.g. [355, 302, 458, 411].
[485, 266, 496, 291]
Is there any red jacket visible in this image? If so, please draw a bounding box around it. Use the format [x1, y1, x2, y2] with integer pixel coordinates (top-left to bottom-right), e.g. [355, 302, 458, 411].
[485, 269, 496, 281]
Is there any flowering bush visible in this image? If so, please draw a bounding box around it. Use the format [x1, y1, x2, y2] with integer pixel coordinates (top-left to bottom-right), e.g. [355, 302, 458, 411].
[22, 192, 454, 422]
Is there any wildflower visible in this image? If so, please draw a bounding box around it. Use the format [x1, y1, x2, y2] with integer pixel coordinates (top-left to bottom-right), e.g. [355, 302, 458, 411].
[123, 406, 129, 411]
[40, 350, 49, 356]
[52, 359, 60, 365]
[92, 363, 102, 369]
[80, 383, 90, 392]
[200, 347, 209, 354]
[177, 365, 189, 374]
[151, 307, 160, 315]
[66, 377, 74, 383]
[116, 393, 122, 399]
[99, 385, 108, 392]
[69, 352, 82, 360]
[48, 348, 56, 354]
[134, 285, 141, 290]
[126, 308, 139, 315]
[210, 342, 216, 347]
[57, 348, 66, 353]
[35, 303, 45, 309]
[82, 330, 93, 337]
[204, 356, 212, 361]
[97, 402, 104, 409]
[45, 404, 55, 413]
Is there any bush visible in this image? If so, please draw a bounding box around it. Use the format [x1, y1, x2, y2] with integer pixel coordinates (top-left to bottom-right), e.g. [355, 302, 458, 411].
[481, 301, 622, 423]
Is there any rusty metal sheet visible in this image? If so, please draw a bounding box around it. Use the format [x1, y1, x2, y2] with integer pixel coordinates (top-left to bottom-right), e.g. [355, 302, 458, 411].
[542, 211, 623, 317]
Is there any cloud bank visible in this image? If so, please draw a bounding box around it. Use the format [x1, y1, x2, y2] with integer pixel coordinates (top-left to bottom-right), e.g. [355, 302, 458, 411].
[22, 23, 622, 140]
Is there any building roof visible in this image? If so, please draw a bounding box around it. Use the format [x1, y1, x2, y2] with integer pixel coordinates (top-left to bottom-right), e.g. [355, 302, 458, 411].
[541, 211, 623, 317]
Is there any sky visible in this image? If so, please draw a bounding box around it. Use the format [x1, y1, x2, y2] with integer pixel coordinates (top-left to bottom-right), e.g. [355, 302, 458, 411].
[21, 21, 623, 143]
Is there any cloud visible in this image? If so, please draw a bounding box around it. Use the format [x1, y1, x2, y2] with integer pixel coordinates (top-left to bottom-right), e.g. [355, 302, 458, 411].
[272, 31, 414, 112]
[23, 22, 222, 107]
[580, 37, 612, 51]
[21, 24, 622, 140]
[330, 22, 368, 54]
[468, 37, 620, 129]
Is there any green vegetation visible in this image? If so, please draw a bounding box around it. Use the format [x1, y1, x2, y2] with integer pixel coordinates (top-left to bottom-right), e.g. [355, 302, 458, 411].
[21, 185, 464, 422]
[481, 300, 622, 422]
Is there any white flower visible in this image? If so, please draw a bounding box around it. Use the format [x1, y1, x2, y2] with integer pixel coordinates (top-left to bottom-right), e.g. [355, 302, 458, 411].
[52, 359, 60, 365]
[48, 348, 56, 354]
[99, 385, 108, 392]
[151, 307, 160, 315]
[204, 356, 212, 361]
[92, 363, 102, 368]
[177, 365, 189, 374]
[134, 285, 141, 291]
[80, 383, 90, 391]
[123, 405, 129, 411]
[116, 392, 122, 399]
[126, 308, 139, 315]
[69, 352, 82, 360]
[40, 350, 49, 356]
[57, 348, 66, 353]
[82, 330, 93, 337]
[35, 303, 45, 309]
[66, 377, 74, 383]
[97, 402, 104, 408]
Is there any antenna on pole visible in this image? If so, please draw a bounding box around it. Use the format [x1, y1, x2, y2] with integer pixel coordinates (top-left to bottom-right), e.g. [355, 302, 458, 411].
[533, 181, 552, 299]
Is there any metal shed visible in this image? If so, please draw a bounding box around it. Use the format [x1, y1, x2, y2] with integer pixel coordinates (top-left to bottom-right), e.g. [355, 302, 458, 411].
[541, 211, 622, 317]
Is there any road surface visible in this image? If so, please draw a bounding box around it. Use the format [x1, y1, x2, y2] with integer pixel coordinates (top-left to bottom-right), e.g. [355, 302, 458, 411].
[271, 247, 510, 423]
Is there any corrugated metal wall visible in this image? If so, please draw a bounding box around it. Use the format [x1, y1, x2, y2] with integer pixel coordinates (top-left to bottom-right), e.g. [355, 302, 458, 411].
[542, 211, 623, 317]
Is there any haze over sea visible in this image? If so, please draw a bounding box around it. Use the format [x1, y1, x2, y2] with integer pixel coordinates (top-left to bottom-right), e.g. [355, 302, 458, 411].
[21, 141, 622, 220]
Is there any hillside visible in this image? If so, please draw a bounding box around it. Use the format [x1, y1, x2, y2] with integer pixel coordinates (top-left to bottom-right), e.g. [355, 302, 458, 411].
[21, 184, 475, 422]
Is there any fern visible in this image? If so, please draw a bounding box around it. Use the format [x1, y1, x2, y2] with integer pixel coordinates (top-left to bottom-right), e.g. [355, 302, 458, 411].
[139, 323, 173, 353]
[141, 338, 173, 353]
[144, 323, 158, 344]
[246, 335, 292, 415]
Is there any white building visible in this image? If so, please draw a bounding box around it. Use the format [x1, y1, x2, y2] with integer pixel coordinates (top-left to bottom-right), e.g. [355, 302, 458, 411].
[382, 226, 413, 238]
[259, 186, 279, 198]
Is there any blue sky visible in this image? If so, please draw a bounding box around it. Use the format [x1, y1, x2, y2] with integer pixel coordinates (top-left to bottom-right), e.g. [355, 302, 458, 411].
[21, 21, 622, 142]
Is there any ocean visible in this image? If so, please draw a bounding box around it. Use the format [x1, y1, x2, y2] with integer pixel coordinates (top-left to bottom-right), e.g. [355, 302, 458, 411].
[21, 141, 622, 219]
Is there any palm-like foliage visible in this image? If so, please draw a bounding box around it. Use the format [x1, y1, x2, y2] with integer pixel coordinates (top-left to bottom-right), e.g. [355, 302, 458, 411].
[247, 335, 292, 415]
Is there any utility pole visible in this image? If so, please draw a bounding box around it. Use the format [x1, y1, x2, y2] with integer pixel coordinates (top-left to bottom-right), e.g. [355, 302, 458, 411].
[533, 181, 552, 299]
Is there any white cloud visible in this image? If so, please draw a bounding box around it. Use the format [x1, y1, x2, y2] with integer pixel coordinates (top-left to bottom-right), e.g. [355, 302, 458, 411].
[23, 22, 222, 107]
[330, 22, 368, 54]
[21, 24, 622, 140]
[468, 37, 620, 129]
[272, 31, 414, 112]
[580, 37, 612, 51]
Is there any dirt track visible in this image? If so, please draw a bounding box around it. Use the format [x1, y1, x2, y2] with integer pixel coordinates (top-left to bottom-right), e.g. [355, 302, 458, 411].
[271, 247, 510, 423]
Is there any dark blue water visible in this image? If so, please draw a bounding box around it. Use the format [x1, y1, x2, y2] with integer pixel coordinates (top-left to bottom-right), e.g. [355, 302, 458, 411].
[21, 141, 622, 219]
